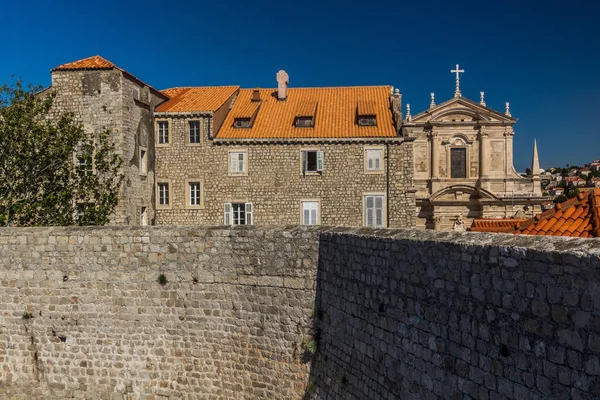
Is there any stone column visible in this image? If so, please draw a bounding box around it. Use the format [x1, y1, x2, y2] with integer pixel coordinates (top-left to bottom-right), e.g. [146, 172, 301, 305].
[479, 128, 489, 178]
[430, 129, 439, 179]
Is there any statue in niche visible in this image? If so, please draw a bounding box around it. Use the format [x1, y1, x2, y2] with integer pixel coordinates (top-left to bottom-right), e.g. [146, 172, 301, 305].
[452, 214, 466, 232]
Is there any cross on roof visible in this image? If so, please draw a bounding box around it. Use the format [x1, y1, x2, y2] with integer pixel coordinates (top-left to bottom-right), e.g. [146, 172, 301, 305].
[451, 64, 465, 98]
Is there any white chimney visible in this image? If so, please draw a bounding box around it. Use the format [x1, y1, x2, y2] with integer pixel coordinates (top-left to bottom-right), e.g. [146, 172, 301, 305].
[276, 70, 289, 101]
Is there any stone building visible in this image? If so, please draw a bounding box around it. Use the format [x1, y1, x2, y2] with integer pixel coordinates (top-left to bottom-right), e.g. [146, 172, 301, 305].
[49, 56, 415, 228]
[403, 65, 546, 230]
[50, 56, 168, 225]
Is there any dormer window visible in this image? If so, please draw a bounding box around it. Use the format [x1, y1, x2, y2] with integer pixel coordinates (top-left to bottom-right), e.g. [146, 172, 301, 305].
[234, 118, 251, 128]
[295, 117, 313, 128]
[359, 115, 376, 126]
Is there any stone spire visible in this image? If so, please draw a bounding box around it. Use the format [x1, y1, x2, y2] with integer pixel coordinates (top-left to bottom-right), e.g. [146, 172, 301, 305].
[480, 92, 486, 106]
[430, 93, 435, 108]
[505, 102, 511, 117]
[406, 104, 412, 122]
[531, 139, 540, 176]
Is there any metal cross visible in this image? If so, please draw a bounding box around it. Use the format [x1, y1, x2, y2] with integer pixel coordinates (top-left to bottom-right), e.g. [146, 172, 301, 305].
[451, 64, 465, 98]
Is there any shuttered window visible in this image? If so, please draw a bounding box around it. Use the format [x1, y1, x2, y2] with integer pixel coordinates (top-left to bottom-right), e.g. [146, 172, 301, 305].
[366, 149, 383, 171]
[364, 195, 384, 227]
[224, 203, 253, 225]
[229, 152, 246, 174]
[302, 201, 319, 225]
[302, 150, 324, 173]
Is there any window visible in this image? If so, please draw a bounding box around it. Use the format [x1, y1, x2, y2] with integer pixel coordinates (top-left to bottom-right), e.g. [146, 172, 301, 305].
[189, 182, 201, 206]
[224, 203, 253, 225]
[139, 148, 147, 175]
[234, 118, 251, 128]
[77, 156, 92, 177]
[364, 195, 384, 228]
[189, 121, 201, 144]
[365, 149, 383, 172]
[450, 148, 467, 179]
[302, 201, 319, 225]
[157, 121, 169, 144]
[229, 151, 247, 175]
[296, 117, 313, 128]
[359, 115, 376, 126]
[158, 182, 170, 206]
[302, 150, 324, 173]
[140, 207, 147, 226]
[132, 87, 141, 100]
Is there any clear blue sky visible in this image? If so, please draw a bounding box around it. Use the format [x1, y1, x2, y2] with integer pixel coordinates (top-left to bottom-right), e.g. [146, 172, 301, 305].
[3, 0, 599, 171]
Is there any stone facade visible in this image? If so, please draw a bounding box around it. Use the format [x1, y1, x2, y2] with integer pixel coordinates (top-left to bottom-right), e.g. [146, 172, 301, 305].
[154, 114, 414, 227]
[1, 226, 600, 399]
[405, 96, 546, 230]
[49, 68, 167, 225]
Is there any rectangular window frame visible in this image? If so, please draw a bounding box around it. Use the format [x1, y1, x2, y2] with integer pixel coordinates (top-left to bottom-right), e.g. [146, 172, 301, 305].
[363, 192, 386, 228]
[228, 149, 248, 176]
[234, 118, 251, 129]
[139, 146, 148, 176]
[185, 179, 204, 209]
[300, 199, 321, 226]
[295, 117, 314, 128]
[364, 146, 385, 174]
[156, 120, 170, 147]
[300, 149, 324, 175]
[224, 202, 253, 225]
[187, 120, 202, 146]
[359, 115, 377, 127]
[449, 146, 468, 179]
[156, 179, 172, 209]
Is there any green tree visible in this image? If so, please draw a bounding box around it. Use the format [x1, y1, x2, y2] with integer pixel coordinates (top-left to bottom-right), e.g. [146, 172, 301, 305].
[0, 80, 123, 226]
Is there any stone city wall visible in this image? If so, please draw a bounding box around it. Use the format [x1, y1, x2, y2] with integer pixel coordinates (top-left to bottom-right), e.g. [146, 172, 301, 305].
[0, 226, 321, 399]
[311, 229, 600, 400]
[1, 226, 600, 399]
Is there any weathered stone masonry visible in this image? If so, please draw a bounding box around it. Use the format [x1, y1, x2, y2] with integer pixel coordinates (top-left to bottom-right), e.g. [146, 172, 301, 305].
[1, 226, 600, 399]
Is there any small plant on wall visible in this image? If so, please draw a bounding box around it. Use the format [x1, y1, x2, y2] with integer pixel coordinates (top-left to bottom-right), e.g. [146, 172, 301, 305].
[157, 274, 168, 286]
[22, 312, 33, 319]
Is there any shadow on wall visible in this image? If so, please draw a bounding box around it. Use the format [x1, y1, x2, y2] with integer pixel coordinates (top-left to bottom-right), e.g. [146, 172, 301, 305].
[303, 229, 600, 400]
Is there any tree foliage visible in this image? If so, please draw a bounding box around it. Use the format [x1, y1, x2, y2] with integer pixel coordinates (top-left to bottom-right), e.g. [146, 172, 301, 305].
[0, 80, 123, 226]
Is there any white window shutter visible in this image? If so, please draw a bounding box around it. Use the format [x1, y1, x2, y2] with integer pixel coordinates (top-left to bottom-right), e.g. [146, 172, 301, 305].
[311, 208, 318, 225]
[375, 196, 384, 227]
[245, 203, 253, 225]
[368, 154, 374, 170]
[224, 203, 232, 225]
[229, 153, 237, 174]
[302, 151, 307, 172]
[317, 151, 324, 171]
[303, 208, 310, 225]
[366, 196, 374, 226]
[239, 153, 245, 173]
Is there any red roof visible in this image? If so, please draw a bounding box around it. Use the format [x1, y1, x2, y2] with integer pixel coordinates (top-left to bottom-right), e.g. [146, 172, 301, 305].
[52, 56, 167, 99]
[155, 86, 239, 113]
[470, 188, 600, 238]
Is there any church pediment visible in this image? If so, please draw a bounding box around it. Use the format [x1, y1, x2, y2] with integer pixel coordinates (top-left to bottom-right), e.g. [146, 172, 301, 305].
[411, 97, 516, 124]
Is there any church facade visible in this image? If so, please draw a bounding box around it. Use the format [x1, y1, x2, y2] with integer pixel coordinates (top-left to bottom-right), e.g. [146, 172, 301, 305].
[403, 66, 545, 230]
[42, 56, 544, 230]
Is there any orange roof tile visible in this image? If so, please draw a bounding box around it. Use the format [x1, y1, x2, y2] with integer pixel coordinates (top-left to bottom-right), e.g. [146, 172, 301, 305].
[471, 188, 600, 237]
[52, 56, 167, 100]
[357, 100, 377, 116]
[155, 86, 239, 113]
[53, 55, 115, 71]
[470, 219, 528, 233]
[217, 86, 396, 139]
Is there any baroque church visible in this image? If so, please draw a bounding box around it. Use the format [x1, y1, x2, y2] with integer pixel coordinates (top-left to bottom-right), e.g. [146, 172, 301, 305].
[44, 56, 545, 230]
[403, 65, 545, 230]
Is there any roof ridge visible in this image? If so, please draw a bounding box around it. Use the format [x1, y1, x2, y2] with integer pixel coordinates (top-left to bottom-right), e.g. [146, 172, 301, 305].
[161, 85, 240, 91]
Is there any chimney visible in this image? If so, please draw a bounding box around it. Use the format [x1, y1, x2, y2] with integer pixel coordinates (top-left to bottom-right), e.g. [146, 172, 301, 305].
[276, 70, 289, 101]
[251, 89, 261, 102]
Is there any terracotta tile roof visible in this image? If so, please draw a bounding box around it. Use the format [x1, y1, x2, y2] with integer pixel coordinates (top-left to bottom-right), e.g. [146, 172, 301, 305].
[155, 86, 240, 113]
[52, 56, 168, 99]
[470, 188, 600, 238]
[216, 86, 396, 139]
[470, 219, 529, 233]
[53, 55, 115, 71]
